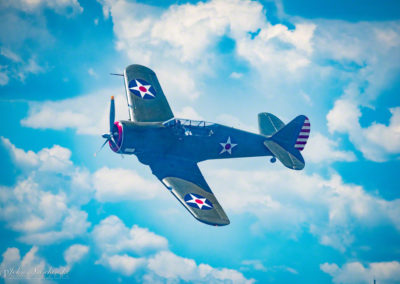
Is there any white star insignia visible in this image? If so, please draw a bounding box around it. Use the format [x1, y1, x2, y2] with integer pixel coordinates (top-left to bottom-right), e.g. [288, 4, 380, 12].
[185, 194, 212, 209]
[129, 79, 155, 98]
[219, 136, 237, 154]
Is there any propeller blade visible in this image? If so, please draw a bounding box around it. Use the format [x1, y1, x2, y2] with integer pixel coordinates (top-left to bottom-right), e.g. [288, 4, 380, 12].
[94, 138, 110, 157]
[110, 134, 118, 151]
[110, 96, 115, 132]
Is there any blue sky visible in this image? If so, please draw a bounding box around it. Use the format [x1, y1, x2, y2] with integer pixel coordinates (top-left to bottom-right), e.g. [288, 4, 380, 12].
[1, 0, 400, 283]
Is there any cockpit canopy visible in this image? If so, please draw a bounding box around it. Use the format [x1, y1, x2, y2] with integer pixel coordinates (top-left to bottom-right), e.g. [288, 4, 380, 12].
[163, 118, 215, 128]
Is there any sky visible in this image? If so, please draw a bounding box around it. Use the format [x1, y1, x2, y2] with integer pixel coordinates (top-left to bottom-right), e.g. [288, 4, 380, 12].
[0, 0, 400, 283]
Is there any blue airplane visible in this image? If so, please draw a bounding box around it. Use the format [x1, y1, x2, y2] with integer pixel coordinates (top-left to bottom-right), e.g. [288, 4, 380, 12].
[100, 64, 310, 226]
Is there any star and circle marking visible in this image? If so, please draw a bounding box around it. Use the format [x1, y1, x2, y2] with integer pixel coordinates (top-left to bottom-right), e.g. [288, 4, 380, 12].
[219, 136, 237, 154]
[184, 193, 213, 210]
[128, 79, 156, 99]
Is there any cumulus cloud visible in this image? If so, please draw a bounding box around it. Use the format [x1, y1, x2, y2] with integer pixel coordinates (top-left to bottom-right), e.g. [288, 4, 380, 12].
[96, 0, 318, 102]
[327, 98, 400, 161]
[175, 106, 204, 120]
[318, 21, 400, 161]
[0, 245, 88, 282]
[92, 215, 168, 256]
[236, 22, 315, 72]
[321, 261, 400, 284]
[0, 177, 90, 245]
[64, 244, 89, 266]
[216, 114, 257, 133]
[0, 138, 91, 245]
[93, 167, 160, 202]
[98, 254, 146, 276]
[1, 0, 83, 15]
[202, 166, 400, 251]
[302, 132, 356, 163]
[21, 90, 127, 135]
[147, 251, 254, 284]
[0, 49, 46, 85]
[1, 137, 73, 171]
[0, 246, 70, 282]
[92, 215, 253, 283]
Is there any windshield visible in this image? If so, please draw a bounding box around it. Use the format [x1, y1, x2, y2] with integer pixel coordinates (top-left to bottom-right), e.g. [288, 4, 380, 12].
[163, 118, 215, 128]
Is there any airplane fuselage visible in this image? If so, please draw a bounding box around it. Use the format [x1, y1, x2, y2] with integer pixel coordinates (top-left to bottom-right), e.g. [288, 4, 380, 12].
[112, 119, 273, 165]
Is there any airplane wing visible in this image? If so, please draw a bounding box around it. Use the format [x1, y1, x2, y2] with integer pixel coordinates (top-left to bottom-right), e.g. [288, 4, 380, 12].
[149, 158, 230, 226]
[124, 64, 174, 123]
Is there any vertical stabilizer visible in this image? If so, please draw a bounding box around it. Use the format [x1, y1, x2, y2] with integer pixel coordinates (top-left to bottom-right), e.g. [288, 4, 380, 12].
[263, 115, 310, 170]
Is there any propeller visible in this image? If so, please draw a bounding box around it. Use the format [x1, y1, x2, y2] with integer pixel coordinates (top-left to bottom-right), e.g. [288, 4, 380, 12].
[94, 96, 119, 156]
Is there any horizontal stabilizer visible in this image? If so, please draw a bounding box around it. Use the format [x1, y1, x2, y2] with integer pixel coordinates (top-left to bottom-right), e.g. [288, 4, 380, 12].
[264, 140, 304, 170]
[258, 112, 285, 137]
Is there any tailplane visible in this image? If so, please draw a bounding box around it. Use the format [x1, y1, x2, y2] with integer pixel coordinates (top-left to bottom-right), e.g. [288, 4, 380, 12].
[260, 113, 310, 170]
[258, 113, 285, 137]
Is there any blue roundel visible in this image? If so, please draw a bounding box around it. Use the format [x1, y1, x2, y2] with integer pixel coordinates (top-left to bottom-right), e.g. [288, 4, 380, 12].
[184, 193, 213, 210]
[128, 78, 157, 100]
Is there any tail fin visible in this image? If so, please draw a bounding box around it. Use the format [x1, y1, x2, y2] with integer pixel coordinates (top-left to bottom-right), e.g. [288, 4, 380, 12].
[263, 115, 310, 170]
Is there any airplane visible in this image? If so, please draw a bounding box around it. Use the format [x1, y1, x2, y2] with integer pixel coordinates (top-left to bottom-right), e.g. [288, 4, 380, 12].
[100, 64, 310, 226]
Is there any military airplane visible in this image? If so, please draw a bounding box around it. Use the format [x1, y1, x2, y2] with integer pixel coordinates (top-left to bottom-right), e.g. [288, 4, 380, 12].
[100, 64, 310, 226]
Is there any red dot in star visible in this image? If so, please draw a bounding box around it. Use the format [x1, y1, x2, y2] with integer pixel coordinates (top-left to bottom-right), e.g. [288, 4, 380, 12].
[139, 86, 147, 92]
[195, 199, 203, 204]
[225, 144, 231, 150]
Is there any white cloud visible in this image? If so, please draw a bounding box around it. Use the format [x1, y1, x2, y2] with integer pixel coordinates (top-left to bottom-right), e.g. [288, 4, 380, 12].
[0, 178, 90, 245]
[64, 244, 89, 266]
[92, 215, 253, 282]
[92, 215, 168, 256]
[241, 260, 267, 272]
[216, 114, 257, 133]
[0, 138, 91, 245]
[1, 0, 83, 15]
[236, 22, 315, 72]
[327, 98, 400, 161]
[0, 69, 9, 86]
[302, 132, 356, 163]
[229, 72, 243, 79]
[98, 254, 146, 276]
[202, 166, 400, 251]
[321, 261, 400, 284]
[100, 0, 264, 62]
[0, 51, 46, 85]
[1, 136, 73, 171]
[318, 21, 400, 161]
[1, 137, 40, 168]
[147, 251, 254, 284]
[363, 107, 400, 154]
[0, 246, 69, 282]
[175, 106, 204, 120]
[0, 47, 22, 62]
[241, 260, 297, 275]
[96, 0, 265, 100]
[88, 68, 97, 77]
[93, 167, 160, 202]
[21, 90, 128, 135]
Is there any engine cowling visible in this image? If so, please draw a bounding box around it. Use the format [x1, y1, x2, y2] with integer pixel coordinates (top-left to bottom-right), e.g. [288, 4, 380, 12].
[109, 121, 123, 152]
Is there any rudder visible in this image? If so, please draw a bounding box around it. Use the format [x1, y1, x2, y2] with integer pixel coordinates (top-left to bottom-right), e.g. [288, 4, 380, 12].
[264, 115, 310, 170]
